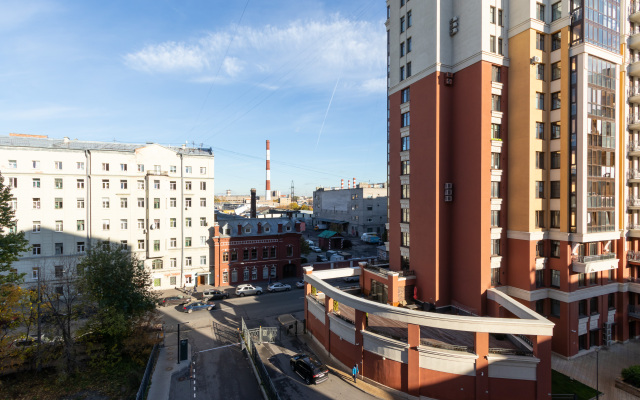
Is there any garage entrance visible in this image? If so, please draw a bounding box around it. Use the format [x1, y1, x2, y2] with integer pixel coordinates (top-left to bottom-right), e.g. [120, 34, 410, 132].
[282, 263, 297, 278]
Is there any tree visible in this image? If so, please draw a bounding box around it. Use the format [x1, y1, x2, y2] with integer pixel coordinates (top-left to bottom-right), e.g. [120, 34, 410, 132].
[300, 204, 311, 211]
[0, 173, 29, 285]
[288, 203, 300, 210]
[300, 236, 310, 255]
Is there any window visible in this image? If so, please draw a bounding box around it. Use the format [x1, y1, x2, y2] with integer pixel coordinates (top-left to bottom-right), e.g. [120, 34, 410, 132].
[401, 160, 410, 175]
[77, 220, 84, 231]
[137, 219, 145, 229]
[551, 32, 561, 50]
[492, 94, 501, 111]
[200, 255, 207, 266]
[152, 260, 163, 270]
[536, 210, 545, 228]
[401, 88, 410, 103]
[491, 239, 500, 256]
[185, 257, 192, 267]
[491, 181, 500, 198]
[77, 198, 84, 208]
[185, 218, 192, 227]
[154, 240, 160, 251]
[401, 136, 410, 151]
[536, 122, 544, 139]
[536, 63, 545, 80]
[491, 210, 500, 227]
[33, 198, 41, 209]
[102, 179, 109, 189]
[550, 151, 561, 169]
[200, 198, 206, 207]
[55, 220, 63, 232]
[536, 152, 545, 169]
[9, 198, 16, 211]
[490, 6, 496, 23]
[251, 248, 258, 259]
[102, 163, 109, 171]
[400, 41, 405, 57]
[287, 245, 294, 257]
[170, 258, 177, 268]
[232, 249, 238, 261]
[170, 181, 176, 190]
[169, 238, 177, 248]
[550, 240, 560, 258]
[406, 62, 412, 77]
[401, 231, 410, 247]
[536, 92, 545, 109]
[551, 299, 561, 317]
[402, 208, 410, 223]
[32, 244, 41, 255]
[185, 181, 192, 190]
[170, 218, 176, 228]
[55, 161, 62, 170]
[400, 66, 405, 81]
[608, 293, 615, 310]
[185, 166, 192, 174]
[552, 2, 561, 21]
[137, 180, 144, 190]
[401, 112, 410, 127]
[53, 178, 63, 189]
[551, 123, 561, 139]
[138, 240, 145, 250]
[136, 198, 144, 208]
[401, 184, 410, 199]
[551, 62, 561, 80]
[536, 241, 545, 257]
[77, 242, 85, 252]
[120, 163, 127, 171]
[497, 38, 503, 55]
[54, 242, 63, 255]
[536, 299, 545, 314]
[589, 272, 597, 285]
[32, 221, 41, 232]
[551, 92, 561, 110]
[400, 16, 405, 32]
[32, 160, 39, 168]
[200, 181, 206, 190]
[578, 273, 587, 287]
[137, 164, 144, 172]
[153, 165, 161, 173]
[551, 181, 561, 198]
[31, 178, 40, 188]
[579, 300, 587, 316]
[550, 210, 560, 228]
[407, 9, 412, 27]
[491, 268, 501, 286]
[536, 2, 545, 21]
[490, 35, 496, 53]
[121, 219, 128, 230]
[75, 179, 84, 189]
[154, 198, 160, 209]
[167, 198, 175, 207]
[407, 37, 412, 52]
[200, 217, 207, 226]
[102, 197, 110, 208]
[77, 162, 84, 170]
[491, 152, 501, 169]
[536, 33, 545, 50]
[185, 237, 192, 247]
[55, 198, 63, 209]
[121, 197, 128, 208]
[7, 177, 17, 188]
[498, 9, 503, 26]
[154, 180, 160, 190]
[590, 297, 598, 315]
[491, 66, 501, 82]
[102, 219, 110, 230]
[551, 270, 560, 287]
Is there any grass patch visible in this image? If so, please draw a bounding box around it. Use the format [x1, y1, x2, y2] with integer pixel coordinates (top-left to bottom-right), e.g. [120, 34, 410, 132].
[552, 369, 601, 400]
[0, 358, 146, 400]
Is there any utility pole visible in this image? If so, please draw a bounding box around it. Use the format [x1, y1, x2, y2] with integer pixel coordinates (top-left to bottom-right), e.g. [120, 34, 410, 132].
[291, 180, 295, 201]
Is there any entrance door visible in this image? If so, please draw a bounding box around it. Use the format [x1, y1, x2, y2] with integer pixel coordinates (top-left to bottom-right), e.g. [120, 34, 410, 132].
[283, 264, 296, 278]
[199, 275, 207, 285]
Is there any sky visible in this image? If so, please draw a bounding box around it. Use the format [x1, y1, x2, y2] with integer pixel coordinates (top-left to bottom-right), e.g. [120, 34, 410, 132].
[0, 0, 388, 197]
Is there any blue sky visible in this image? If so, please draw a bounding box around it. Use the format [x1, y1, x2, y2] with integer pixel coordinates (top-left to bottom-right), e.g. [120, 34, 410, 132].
[0, 0, 387, 196]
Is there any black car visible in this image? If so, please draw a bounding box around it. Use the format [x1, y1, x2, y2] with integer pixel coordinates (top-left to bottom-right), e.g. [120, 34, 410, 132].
[204, 290, 230, 301]
[290, 354, 329, 385]
[159, 295, 192, 307]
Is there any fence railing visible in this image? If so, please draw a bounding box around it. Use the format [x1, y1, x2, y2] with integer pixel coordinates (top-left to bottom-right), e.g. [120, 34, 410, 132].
[136, 344, 159, 400]
[488, 347, 534, 357]
[241, 317, 281, 400]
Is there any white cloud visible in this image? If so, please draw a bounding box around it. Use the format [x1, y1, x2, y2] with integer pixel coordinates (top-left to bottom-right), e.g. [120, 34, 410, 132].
[123, 16, 386, 92]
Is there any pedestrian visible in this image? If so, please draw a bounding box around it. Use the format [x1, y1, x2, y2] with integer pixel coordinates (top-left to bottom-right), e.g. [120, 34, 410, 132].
[352, 363, 359, 383]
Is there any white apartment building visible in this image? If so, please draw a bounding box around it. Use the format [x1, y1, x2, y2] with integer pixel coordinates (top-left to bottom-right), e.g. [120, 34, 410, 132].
[0, 134, 214, 290]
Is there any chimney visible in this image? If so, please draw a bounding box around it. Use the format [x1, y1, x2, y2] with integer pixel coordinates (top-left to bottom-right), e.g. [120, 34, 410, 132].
[250, 188, 257, 218]
[265, 140, 272, 201]
[278, 223, 283, 233]
[238, 224, 242, 235]
[257, 222, 262, 233]
[213, 224, 220, 237]
[295, 221, 301, 232]
[348, 180, 351, 189]
[353, 177, 356, 188]
[341, 179, 344, 189]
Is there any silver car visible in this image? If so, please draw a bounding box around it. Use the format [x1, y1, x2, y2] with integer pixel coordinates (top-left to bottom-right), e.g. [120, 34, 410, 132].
[235, 284, 263, 297]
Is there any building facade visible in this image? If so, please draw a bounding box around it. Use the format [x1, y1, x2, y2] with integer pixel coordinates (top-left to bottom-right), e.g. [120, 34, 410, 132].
[210, 213, 302, 287]
[0, 134, 214, 290]
[386, 0, 639, 363]
[313, 184, 387, 236]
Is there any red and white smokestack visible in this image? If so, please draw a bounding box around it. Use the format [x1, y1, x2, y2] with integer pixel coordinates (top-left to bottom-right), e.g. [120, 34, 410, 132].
[341, 179, 344, 189]
[348, 180, 350, 189]
[266, 140, 272, 201]
[353, 177, 356, 188]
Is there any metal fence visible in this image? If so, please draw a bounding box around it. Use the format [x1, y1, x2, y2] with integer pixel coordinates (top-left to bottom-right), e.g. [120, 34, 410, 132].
[136, 344, 159, 400]
[241, 317, 281, 400]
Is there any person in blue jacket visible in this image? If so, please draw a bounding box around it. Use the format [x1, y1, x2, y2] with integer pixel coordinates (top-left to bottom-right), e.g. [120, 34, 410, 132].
[352, 363, 359, 383]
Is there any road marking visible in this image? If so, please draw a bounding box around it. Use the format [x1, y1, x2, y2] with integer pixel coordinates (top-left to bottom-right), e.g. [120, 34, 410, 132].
[197, 343, 240, 353]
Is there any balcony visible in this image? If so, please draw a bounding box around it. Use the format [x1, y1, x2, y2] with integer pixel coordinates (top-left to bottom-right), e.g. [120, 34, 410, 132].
[630, 305, 640, 320]
[632, 2, 640, 23]
[629, 197, 640, 209]
[630, 170, 640, 182]
[630, 89, 640, 104]
[631, 33, 640, 50]
[630, 141, 640, 156]
[628, 250, 640, 263]
[629, 225, 640, 238]
[630, 117, 640, 130]
[571, 253, 618, 274]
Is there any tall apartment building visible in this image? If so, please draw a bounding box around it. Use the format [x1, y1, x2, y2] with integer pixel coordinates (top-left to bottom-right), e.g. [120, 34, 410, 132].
[313, 183, 387, 236]
[387, 0, 639, 360]
[0, 134, 214, 291]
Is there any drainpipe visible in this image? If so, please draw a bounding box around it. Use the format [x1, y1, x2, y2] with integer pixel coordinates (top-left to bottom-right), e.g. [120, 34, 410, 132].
[180, 153, 184, 287]
[85, 150, 91, 250]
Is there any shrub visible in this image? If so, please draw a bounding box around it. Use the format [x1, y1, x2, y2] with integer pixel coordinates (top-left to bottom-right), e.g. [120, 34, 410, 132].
[622, 365, 640, 388]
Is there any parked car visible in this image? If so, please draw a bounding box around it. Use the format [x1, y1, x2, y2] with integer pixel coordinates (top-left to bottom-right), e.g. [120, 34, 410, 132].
[202, 289, 229, 300]
[159, 295, 192, 307]
[316, 255, 328, 262]
[296, 280, 305, 288]
[306, 239, 314, 246]
[235, 284, 263, 297]
[267, 282, 291, 292]
[290, 353, 329, 385]
[343, 275, 359, 283]
[310, 246, 322, 253]
[182, 301, 215, 313]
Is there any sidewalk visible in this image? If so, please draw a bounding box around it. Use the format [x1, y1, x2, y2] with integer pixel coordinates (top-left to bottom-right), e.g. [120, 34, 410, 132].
[147, 342, 191, 400]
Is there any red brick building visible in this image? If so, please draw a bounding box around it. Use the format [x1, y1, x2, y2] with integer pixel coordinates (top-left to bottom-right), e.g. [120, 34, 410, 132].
[211, 213, 302, 287]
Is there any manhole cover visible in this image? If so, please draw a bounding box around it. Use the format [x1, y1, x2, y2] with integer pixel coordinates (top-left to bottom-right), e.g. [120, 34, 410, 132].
[168, 357, 174, 361]
[178, 376, 188, 381]
[165, 367, 173, 371]
[167, 351, 173, 356]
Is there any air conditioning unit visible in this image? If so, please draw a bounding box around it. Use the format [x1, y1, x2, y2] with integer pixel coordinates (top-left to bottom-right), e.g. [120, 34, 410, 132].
[445, 195, 453, 202]
[444, 72, 454, 86]
[449, 16, 459, 36]
[530, 56, 541, 64]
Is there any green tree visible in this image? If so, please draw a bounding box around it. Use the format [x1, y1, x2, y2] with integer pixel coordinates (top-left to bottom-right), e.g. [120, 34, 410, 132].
[0, 173, 29, 286]
[300, 236, 310, 255]
[288, 202, 300, 210]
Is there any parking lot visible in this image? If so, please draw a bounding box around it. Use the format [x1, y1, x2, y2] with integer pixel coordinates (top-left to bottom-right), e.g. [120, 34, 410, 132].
[302, 226, 380, 261]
